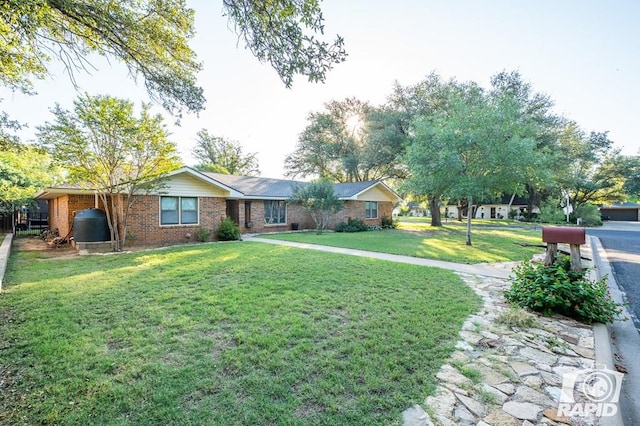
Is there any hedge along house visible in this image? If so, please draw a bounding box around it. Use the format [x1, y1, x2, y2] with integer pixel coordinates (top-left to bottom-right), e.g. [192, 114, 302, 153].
[35, 167, 401, 247]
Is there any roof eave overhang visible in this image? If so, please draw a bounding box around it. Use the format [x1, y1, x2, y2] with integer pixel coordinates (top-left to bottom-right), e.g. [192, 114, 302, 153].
[34, 188, 97, 200]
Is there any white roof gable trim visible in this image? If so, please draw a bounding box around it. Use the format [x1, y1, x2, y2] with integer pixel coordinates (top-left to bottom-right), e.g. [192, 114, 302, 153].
[342, 181, 402, 202]
[164, 167, 244, 198]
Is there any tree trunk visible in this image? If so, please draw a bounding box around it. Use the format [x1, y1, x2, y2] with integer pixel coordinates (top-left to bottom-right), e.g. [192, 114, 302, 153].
[429, 195, 442, 227]
[466, 195, 472, 246]
[526, 185, 535, 220]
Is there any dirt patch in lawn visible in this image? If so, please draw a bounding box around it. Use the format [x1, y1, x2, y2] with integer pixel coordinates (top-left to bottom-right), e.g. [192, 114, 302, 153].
[11, 236, 77, 259]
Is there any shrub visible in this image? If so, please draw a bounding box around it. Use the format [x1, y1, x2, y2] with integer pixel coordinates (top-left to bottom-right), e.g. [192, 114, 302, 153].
[381, 216, 397, 229]
[334, 218, 369, 232]
[575, 204, 603, 227]
[194, 226, 212, 242]
[216, 218, 240, 241]
[539, 199, 566, 224]
[504, 256, 624, 324]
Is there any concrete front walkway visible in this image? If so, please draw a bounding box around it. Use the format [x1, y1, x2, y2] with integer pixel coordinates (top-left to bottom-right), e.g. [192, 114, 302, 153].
[246, 236, 512, 279]
[0, 233, 13, 291]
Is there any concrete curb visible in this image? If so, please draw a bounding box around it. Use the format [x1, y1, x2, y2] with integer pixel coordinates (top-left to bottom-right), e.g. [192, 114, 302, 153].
[590, 235, 637, 426]
[0, 233, 14, 291]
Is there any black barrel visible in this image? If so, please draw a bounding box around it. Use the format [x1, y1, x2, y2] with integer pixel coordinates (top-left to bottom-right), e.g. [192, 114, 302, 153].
[73, 208, 110, 242]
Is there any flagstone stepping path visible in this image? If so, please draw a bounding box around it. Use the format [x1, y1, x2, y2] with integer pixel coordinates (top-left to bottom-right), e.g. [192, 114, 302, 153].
[403, 269, 605, 426]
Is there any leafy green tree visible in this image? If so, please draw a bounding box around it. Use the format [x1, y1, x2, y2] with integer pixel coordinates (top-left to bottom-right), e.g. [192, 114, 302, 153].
[288, 179, 343, 234]
[555, 124, 623, 210]
[623, 154, 640, 198]
[285, 98, 405, 182]
[0, 110, 24, 151]
[407, 86, 537, 245]
[489, 71, 565, 220]
[0, 146, 61, 213]
[192, 130, 260, 176]
[223, 0, 347, 88]
[392, 73, 471, 225]
[1, 0, 346, 116]
[2, 0, 203, 115]
[38, 94, 181, 251]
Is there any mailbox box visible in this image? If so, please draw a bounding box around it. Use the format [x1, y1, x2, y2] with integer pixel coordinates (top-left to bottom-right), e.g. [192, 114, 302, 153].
[542, 226, 585, 245]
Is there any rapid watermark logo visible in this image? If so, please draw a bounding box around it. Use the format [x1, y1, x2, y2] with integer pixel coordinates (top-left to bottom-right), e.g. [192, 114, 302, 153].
[558, 364, 624, 418]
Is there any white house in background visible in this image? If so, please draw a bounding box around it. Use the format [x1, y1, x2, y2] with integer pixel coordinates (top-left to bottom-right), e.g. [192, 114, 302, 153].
[445, 195, 540, 220]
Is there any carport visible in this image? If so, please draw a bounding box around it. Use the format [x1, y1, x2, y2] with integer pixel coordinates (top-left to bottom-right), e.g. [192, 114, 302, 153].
[600, 203, 640, 221]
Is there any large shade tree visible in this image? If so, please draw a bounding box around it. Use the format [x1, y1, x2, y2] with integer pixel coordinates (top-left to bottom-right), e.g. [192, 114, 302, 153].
[489, 71, 565, 220]
[0, 146, 61, 213]
[391, 73, 473, 225]
[2, 0, 347, 116]
[192, 130, 260, 176]
[285, 98, 406, 182]
[622, 154, 640, 199]
[406, 85, 538, 245]
[38, 94, 181, 251]
[555, 124, 622, 210]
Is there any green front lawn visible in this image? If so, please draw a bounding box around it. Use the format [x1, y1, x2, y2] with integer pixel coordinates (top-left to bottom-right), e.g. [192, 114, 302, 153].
[0, 242, 480, 425]
[397, 216, 542, 228]
[260, 226, 543, 264]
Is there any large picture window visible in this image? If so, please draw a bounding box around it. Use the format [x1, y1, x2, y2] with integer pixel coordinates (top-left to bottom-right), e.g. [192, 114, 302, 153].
[365, 201, 378, 219]
[264, 200, 286, 224]
[161, 196, 198, 225]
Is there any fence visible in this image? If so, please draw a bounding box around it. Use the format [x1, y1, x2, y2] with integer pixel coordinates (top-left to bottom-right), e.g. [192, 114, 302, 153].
[0, 211, 49, 236]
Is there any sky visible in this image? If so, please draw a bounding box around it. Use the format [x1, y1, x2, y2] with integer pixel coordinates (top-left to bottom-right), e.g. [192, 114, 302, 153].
[2, 0, 639, 179]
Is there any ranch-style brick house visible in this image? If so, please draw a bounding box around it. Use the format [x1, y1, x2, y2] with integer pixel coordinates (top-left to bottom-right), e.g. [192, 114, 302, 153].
[35, 167, 401, 246]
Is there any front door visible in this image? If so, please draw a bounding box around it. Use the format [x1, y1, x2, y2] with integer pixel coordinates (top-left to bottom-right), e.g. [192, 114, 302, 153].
[226, 200, 239, 224]
[490, 207, 496, 219]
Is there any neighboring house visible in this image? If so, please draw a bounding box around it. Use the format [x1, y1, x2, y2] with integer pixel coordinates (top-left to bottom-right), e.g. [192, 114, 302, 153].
[406, 202, 427, 217]
[599, 203, 640, 221]
[35, 167, 401, 246]
[446, 195, 540, 220]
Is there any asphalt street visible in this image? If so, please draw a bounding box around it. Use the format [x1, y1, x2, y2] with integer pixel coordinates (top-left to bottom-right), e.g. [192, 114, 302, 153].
[587, 222, 640, 331]
[587, 221, 640, 425]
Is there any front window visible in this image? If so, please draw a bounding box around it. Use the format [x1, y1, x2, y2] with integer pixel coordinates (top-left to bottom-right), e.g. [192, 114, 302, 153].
[161, 196, 198, 225]
[264, 200, 286, 224]
[365, 201, 378, 219]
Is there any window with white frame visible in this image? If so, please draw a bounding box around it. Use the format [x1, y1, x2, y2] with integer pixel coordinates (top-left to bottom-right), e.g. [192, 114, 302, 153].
[160, 196, 198, 225]
[365, 201, 378, 219]
[264, 200, 286, 224]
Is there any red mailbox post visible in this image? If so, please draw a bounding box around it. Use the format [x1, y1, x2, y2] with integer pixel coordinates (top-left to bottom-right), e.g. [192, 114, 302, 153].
[541, 227, 586, 272]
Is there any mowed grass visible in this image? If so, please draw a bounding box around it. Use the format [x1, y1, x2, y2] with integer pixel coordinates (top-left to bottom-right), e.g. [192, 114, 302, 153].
[261, 225, 543, 264]
[0, 242, 480, 425]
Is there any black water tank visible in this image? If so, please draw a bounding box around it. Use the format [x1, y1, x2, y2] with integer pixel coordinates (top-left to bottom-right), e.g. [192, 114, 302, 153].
[73, 208, 110, 242]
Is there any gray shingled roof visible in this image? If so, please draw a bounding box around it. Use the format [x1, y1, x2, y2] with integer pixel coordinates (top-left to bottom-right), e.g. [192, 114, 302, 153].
[332, 181, 380, 198]
[204, 173, 303, 198]
[204, 172, 381, 199]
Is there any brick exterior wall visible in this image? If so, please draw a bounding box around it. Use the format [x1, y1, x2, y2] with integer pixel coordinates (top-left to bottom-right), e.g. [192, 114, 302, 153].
[48, 194, 96, 237]
[327, 200, 393, 228]
[49, 194, 395, 247]
[242, 200, 393, 233]
[126, 195, 226, 246]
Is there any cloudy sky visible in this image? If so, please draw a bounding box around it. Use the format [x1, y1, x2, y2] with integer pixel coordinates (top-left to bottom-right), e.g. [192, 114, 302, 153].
[2, 0, 639, 179]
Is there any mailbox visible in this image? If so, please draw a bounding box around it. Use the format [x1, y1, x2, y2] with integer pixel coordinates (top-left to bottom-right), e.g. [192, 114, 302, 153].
[542, 227, 585, 245]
